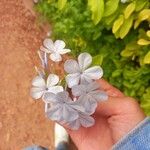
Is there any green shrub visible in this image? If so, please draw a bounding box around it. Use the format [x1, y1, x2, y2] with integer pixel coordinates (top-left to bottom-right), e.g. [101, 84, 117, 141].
[35, 0, 150, 115]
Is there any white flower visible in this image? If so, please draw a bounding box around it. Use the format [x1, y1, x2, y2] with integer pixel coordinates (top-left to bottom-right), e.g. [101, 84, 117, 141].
[72, 81, 108, 114]
[40, 38, 71, 62]
[67, 113, 95, 130]
[30, 74, 63, 99]
[121, 0, 128, 3]
[64, 53, 103, 88]
[43, 91, 85, 122]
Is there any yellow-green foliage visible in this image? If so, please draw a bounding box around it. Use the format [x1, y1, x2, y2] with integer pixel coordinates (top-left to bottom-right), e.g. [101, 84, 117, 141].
[35, 0, 150, 115]
[88, 0, 104, 25]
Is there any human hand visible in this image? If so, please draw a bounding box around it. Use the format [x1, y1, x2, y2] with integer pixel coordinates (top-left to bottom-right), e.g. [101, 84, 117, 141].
[65, 79, 146, 150]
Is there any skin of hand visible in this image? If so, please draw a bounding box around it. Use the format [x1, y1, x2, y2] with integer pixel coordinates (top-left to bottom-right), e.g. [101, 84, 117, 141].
[65, 79, 146, 150]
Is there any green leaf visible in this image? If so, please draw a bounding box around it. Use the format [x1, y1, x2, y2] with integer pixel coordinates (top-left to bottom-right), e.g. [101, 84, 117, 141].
[123, 80, 133, 89]
[112, 15, 124, 33]
[92, 54, 104, 65]
[104, 11, 119, 25]
[126, 41, 140, 50]
[114, 30, 120, 39]
[119, 15, 134, 39]
[121, 42, 140, 57]
[121, 49, 134, 57]
[88, 0, 104, 25]
[134, 9, 150, 29]
[112, 69, 122, 77]
[58, 0, 67, 10]
[103, 0, 119, 17]
[124, 2, 136, 19]
[144, 51, 150, 64]
[135, 0, 147, 12]
[147, 31, 150, 37]
[137, 39, 150, 45]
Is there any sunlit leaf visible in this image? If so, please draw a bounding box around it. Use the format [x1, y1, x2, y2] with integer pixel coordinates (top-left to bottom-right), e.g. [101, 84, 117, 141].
[119, 15, 133, 39]
[112, 15, 124, 33]
[137, 39, 150, 45]
[134, 9, 150, 29]
[121, 49, 134, 57]
[88, 0, 104, 25]
[135, 0, 148, 12]
[144, 51, 150, 64]
[112, 69, 122, 77]
[103, 0, 119, 17]
[146, 31, 150, 38]
[58, 0, 67, 10]
[92, 54, 103, 65]
[124, 2, 136, 19]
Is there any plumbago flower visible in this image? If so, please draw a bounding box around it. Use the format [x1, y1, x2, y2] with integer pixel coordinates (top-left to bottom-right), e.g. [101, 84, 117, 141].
[30, 38, 108, 130]
[43, 91, 86, 122]
[40, 38, 71, 62]
[64, 52, 103, 88]
[67, 113, 95, 130]
[30, 74, 63, 99]
[71, 81, 108, 114]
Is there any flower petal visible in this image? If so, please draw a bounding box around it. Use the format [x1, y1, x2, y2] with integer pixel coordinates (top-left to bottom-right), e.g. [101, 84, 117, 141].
[80, 95, 97, 115]
[65, 73, 80, 88]
[47, 86, 64, 94]
[71, 84, 86, 96]
[50, 53, 62, 62]
[80, 114, 95, 128]
[54, 40, 66, 50]
[59, 48, 71, 54]
[68, 119, 81, 130]
[80, 74, 93, 84]
[86, 81, 100, 92]
[40, 45, 52, 53]
[30, 87, 44, 99]
[64, 60, 80, 73]
[78, 53, 92, 71]
[92, 91, 108, 102]
[42, 92, 57, 103]
[46, 105, 63, 121]
[43, 38, 54, 51]
[63, 105, 79, 122]
[84, 66, 103, 80]
[56, 91, 71, 103]
[47, 74, 59, 87]
[32, 76, 46, 87]
[70, 103, 85, 113]
[67, 96, 86, 112]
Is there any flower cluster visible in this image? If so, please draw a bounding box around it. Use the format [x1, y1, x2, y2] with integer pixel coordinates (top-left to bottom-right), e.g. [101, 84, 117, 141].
[30, 38, 108, 130]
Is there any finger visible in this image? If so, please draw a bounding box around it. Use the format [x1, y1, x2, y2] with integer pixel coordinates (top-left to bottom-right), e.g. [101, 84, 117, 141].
[96, 96, 125, 116]
[98, 79, 124, 97]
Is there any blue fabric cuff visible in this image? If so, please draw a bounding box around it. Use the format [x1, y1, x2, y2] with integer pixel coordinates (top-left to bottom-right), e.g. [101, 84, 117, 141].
[112, 117, 150, 150]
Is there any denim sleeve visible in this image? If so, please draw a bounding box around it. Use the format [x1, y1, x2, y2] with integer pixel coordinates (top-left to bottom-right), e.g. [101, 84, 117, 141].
[112, 117, 150, 150]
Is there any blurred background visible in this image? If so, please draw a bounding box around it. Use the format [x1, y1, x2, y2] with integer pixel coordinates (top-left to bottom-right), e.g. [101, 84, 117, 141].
[0, 0, 149, 149]
[0, 0, 54, 149]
